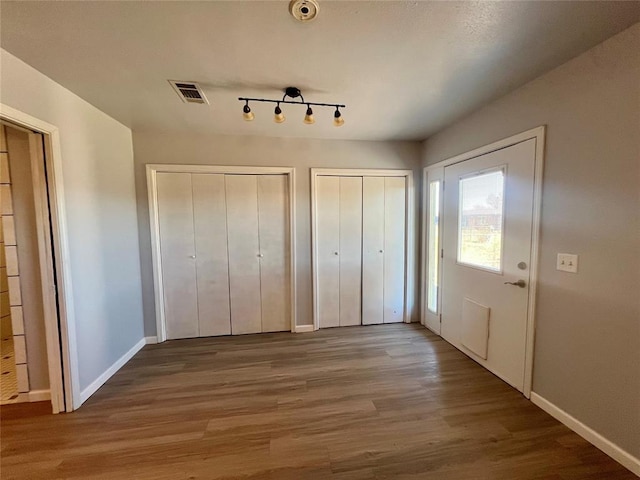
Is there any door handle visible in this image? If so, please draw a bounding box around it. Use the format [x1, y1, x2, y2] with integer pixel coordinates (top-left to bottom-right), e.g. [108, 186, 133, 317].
[257, 253, 264, 258]
[189, 255, 196, 259]
[334, 251, 339, 256]
[504, 280, 526, 288]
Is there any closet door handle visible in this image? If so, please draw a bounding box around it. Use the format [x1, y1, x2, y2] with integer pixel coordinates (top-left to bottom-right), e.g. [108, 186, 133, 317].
[334, 251, 339, 256]
[379, 250, 384, 253]
[257, 253, 264, 258]
[189, 255, 196, 259]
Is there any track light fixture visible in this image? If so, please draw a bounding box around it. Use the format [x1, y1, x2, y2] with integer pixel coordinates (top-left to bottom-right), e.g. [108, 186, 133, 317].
[242, 100, 254, 121]
[274, 103, 285, 123]
[239, 87, 345, 126]
[333, 107, 344, 127]
[304, 105, 315, 125]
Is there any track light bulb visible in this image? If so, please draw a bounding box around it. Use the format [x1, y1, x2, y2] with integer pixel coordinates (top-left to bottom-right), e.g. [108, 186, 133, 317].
[333, 108, 344, 127]
[243, 103, 254, 121]
[274, 104, 285, 123]
[304, 105, 315, 124]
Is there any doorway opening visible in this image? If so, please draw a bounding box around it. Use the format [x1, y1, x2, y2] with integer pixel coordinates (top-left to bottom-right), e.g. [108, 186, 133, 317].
[147, 165, 297, 343]
[0, 118, 69, 413]
[310, 168, 416, 330]
[421, 127, 545, 398]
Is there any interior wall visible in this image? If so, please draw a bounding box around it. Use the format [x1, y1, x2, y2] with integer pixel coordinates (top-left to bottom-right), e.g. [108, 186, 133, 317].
[4, 126, 48, 390]
[132, 132, 422, 335]
[0, 49, 145, 396]
[422, 24, 639, 458]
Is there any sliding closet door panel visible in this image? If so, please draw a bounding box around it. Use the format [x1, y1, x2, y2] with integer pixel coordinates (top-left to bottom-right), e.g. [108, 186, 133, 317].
[316, 176, 340, 328]
[257, 175, 290, 332]
[362, 177, 385, 325]
[226, 175, 262, 335]
[383, 176, 406, 323]
[156, 172, 198, 339]
[339, 176, 363, 327]
[192, 174, 231, 337]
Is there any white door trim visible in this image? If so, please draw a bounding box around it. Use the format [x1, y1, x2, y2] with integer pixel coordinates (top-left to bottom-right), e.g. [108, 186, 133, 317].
[146, 164, 297, 343]
[310, 168, 415, 331]
[420, 166, 444, 334]
[0, 103, 79, 412]
[421, 126, 545, 398]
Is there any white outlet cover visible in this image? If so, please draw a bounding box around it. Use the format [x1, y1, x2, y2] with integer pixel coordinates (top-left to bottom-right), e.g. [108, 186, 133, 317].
[557, 253, 578, 273]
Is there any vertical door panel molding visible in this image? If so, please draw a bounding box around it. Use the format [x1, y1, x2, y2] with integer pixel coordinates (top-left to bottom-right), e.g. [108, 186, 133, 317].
[362, 177, 385, 325]
[155, 172, 198, 339]
[383, 176, 406, 324]
[191, 174, 231, 337]
[421, 126, 545, 398]
[225, 175, 262, 335]
[148, 165, 296, 342]
[257, 175, 290, 333]
[315, 176, 340, 329]
[338, 176, 363, 327]
[311, 168, 414, 331]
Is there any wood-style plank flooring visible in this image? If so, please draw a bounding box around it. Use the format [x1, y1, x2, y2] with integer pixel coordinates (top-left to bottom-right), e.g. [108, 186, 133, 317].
[1, 324, 635, 479]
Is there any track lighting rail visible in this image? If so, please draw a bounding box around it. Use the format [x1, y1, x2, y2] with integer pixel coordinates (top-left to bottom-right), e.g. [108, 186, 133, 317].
[237, 97, 346, 109]
[238, 87, 346, 126]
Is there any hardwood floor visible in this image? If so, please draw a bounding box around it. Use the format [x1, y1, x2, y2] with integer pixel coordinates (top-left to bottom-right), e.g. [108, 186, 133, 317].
[1, 324, 635, 479]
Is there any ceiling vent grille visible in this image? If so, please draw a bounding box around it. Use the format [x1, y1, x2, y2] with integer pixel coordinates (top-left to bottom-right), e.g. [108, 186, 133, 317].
[169, 80, 209, 105]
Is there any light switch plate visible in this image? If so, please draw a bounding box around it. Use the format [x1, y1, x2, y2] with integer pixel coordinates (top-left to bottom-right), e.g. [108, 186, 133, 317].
[557, 253, 578, 273]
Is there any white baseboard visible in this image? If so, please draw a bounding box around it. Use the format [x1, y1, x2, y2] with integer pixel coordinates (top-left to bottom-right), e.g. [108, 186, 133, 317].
[530, 392, 640, 476]
[294, 325, 314, 333]
[79, 338, 146, 405]
[145, 336, 158, 344]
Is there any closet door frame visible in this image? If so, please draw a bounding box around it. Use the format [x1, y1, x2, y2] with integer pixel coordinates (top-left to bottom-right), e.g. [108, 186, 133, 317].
[310, 168, 415, 331]
[147, 164, 296, 343]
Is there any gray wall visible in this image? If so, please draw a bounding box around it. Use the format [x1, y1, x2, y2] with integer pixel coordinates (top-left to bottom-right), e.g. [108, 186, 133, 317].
[1, 49, 145, 398]
[422, 25, 640, 457]
[132, 133, 422, 335]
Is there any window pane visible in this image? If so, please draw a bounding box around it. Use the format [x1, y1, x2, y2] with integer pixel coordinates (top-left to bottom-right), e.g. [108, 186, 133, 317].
[458, 169, 504, 272]
[427, 181, 440, 313]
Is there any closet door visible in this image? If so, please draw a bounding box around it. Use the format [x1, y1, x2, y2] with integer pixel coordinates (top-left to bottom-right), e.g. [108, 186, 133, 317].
[156, 172, 198, 339]
[257, 175, 290, 332]
[383, 176, 406, 323]
[339, 176, 363, 327]
[225, 175, 262, 335]
[316, 176, 340, 328]
[362, 177, 385, 325]
[192, 174, 231, 337]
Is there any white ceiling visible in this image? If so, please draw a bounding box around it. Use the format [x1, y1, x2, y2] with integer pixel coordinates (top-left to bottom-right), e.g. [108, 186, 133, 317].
[1, 1, 638, 141]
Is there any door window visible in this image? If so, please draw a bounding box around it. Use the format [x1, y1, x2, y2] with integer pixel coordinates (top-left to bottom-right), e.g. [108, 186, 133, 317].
[427, 180, 440, 313]
[457, 168, 505, 272]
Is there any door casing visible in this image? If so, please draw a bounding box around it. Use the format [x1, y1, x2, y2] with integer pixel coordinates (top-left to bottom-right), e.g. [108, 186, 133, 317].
[310, 168, 415, 331]
[147, 164, 297, 342]
[421, 126, 545, 398]
[0, 104, 75, 412]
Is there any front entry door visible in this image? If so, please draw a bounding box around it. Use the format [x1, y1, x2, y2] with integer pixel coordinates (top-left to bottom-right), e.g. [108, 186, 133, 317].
[441, 139, 536, 392]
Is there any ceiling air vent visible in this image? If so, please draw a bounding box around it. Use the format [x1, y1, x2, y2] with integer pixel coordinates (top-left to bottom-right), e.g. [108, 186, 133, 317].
[169, 80, 209, 105]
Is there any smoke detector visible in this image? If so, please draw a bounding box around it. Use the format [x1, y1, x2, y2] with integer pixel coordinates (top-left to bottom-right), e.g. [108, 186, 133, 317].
[289, 0, 319, 22]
